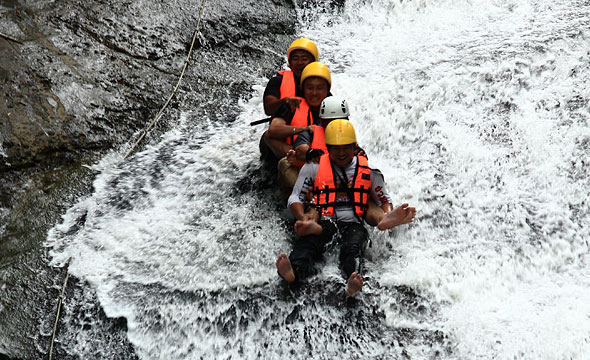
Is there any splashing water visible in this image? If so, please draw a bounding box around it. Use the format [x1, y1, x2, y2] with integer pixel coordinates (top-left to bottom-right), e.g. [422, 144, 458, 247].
[47, 0, 590, 358]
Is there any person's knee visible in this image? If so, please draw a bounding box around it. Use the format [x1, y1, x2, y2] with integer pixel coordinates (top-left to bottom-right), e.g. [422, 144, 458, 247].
[318, 220, 337, 237]
[341, 241, 362, 254]
[277, 156, 290, 172]
[289, 246, 315, 268]
[295, 144, 309, 160]
[344, 224, 368, 243]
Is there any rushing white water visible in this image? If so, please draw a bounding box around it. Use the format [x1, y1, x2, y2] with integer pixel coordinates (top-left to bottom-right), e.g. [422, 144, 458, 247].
[47, 0, 590, 358]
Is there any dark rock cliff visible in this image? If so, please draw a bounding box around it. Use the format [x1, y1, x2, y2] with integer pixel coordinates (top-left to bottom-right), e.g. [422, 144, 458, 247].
[0, 0, 297, 358]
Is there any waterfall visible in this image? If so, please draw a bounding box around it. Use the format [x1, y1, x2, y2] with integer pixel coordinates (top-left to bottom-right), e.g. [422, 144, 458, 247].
[47, 0, 590, 358]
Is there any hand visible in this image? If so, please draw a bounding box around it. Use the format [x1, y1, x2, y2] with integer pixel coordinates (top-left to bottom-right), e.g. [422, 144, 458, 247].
[284, 97, 301, 113]
[307, 125, 315, 134]
[301, 207, 319, 222]
[355, 145, 368, 159]
[304, 188, 315, 202]
[305, 148, 324, 163]
[301, 213, 316, 221]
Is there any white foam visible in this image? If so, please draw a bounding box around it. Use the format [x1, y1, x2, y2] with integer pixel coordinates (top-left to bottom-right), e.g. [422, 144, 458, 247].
[47, 0, 590, 358]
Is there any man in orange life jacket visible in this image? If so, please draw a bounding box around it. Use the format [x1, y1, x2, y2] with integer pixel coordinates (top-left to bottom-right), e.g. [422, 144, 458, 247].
[287, 96, 386, 228]
[286, 95, 350, 167]
[265, 62, 332, 193]
[275, 120, 417, 296]
[263, 37, 318, 117]
[260, 38, 319, 165]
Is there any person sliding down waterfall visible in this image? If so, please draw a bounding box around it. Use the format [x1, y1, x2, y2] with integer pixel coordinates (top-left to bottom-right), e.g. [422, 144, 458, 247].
[275, 120, 416, 296]
[259, 38, 322, 167]
[287, 95, 389, 229]
[262, 37, 318, 117]
[264, 61, 332, 194]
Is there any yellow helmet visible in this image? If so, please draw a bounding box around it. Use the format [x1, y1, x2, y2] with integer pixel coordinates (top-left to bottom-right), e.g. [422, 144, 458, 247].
[300, 62, 331, 89]
[325, 119, 357, 146]
[287, 37, 319, 61]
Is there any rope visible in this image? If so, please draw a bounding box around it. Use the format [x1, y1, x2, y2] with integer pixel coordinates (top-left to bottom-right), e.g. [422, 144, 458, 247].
[0, 32, 24, 44]
[48, 259, 71, 360]
[123, 0, 208, 159]
[47, 2, 208, 356]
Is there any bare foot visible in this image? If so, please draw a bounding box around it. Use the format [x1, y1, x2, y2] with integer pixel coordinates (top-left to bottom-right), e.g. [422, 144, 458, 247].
[276, 253, 295, 283]
[346, 272, 363, 296]
[294, 219, 323, 236]
[377, 203, 416, 230]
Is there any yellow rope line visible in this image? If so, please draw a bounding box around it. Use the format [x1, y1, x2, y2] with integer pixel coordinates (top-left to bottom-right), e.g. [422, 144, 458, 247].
[48, 260, 71, 360]
[124, 0, 208, 159]
[0, 32, 24, 44]
[48, 2, 207, 356]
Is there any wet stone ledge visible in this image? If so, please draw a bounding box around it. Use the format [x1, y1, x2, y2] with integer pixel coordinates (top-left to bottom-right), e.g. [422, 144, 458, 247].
[0, 0, 296, 358]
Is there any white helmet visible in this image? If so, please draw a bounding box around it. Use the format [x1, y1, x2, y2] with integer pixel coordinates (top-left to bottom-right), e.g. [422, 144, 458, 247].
[319, 96, 350, 120]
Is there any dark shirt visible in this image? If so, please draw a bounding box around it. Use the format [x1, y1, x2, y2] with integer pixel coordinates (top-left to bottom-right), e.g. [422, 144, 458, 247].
[293, 130, 313, 148]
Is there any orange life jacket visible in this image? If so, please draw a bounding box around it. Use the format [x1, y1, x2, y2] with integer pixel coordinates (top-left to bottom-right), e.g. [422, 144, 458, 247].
[278, 70, 296, 99]
[279, 70, 321, 147]
[309, 125, 328, 155]
[313, 154, 372, 218]
[286, 100, 311, 145]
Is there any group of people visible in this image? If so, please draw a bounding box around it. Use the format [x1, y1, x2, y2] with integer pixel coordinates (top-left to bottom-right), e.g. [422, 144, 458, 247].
[259, 38, 417, 296]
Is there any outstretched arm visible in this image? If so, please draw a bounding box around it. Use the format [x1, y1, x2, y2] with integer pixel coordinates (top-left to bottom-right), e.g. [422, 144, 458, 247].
[267, 117, 314, 141]
[288, 163, 317, 219]
[290, 196, 322, 236]
[289, 202, 306, 220]
[264, 95, 301, 115]
[287, 162, 321, 236]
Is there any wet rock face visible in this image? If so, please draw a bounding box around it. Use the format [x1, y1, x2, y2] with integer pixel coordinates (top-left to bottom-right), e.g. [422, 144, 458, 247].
[0, 0, 296, 358]
[1, 0, 295, 170]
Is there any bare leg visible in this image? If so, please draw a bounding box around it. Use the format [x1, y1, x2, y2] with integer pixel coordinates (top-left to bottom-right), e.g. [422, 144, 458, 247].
[276, 253, 295, 283]
[346, 272, 363, 296]
[263, 131, 292, 159]
[378, 203, 416, 230]
[294, 219, 322, 236]
[277, 157, 300, 196]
